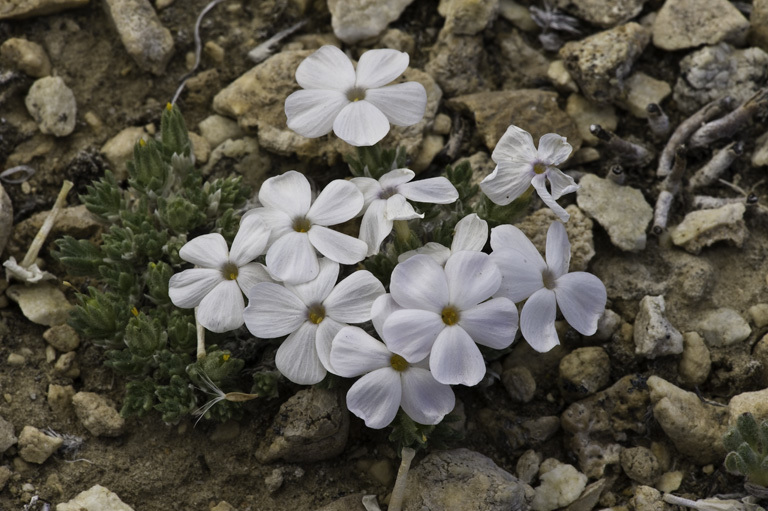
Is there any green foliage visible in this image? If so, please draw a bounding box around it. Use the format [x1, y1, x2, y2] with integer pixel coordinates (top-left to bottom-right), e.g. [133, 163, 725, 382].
[347, 144, 407, 180]
[723, 412, 768, 488]
[388, 411, 463, 454]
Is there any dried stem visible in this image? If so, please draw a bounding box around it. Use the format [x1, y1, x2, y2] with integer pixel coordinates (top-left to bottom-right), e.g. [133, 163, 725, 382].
[388, 447, 416, 511]
[589, 124, 651, 165]
[688, 141, 743, 190]
[689, 88, 768, 148]
[21, 180, 73, 268]
[646, 103, 670, 137]
[653, 146, 686, 233]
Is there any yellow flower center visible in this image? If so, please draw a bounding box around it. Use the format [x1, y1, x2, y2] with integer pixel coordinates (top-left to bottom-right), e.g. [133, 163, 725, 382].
[222, 262, 238, 281]
[533, 162, 547, 174]
[441, 306, 460, 326]
[390, 354, 408, 372]
[346, 87, 366, 102]
[293, 217, 311, 233]
[308, 304, 326, 324]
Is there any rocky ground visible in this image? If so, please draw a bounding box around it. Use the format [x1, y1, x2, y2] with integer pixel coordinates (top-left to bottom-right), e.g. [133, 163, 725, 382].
[1, 0, 768, 510]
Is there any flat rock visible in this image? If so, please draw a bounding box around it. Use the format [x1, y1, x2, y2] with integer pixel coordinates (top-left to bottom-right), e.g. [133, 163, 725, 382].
[72, 392, 125, 437]
[576, 174, 652, 252]
[401, 449, 534, 511]
[678, 332, 711, 386]
[695, 307, 751, 347]
[670, 202, 747, 254]
[673, 44, 768, 114]
[0, 415, 17, 454]
[56, 484, 135, 511]
[6, 283, 73, 326]
[617, 72, 671, 118]
[555, 0, 647, 28]
[0, 183, 11, 256]
[0, 38, 51, 77]
[425, 28, 485, 96]
[18, 425, 62, 464]
[256, 388, 349, 463]
[0, 0, 88, 19]
[634, 295, 684, 359]
[447, 89, 581, 152]
[25, 76, 77, 137]
[439, 0, 499, 35]
[566, 93, 617, 145]
[652, 0, 749, 51]
[647, 375, 728, 464]
[102, 0, 174, 75]
[328, 0, 415, 44]
[532, 460, 587, 511]
[515, 205, 594, 271]
[100, 126, 148, 181]
[559, 22, 650, 103]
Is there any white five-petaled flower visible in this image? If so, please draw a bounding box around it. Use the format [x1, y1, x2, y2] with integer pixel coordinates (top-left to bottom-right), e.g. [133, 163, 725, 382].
[398, 213, 488, 266]
[480, 124, 578, 222]
[490, 221, 607, 353]
[382, 251, 519, 386]
[243, 258, 385, 385]
[244, 170, 368, 284]
[168, 215, 273, 333]
[284, 45, 427, 147]
[351, 168, 459, 256]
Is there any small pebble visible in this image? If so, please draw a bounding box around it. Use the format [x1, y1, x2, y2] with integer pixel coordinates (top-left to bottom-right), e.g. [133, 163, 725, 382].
[7, 353, 25, 366]
[748, 303, 768, 328]
[18, 426, 62, 464]
[24, 76, 77, 137]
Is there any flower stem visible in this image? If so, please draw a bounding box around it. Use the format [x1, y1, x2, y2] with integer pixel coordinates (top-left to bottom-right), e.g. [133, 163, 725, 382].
[21, 180, 73, 268]
[195, 307, 206, 359]
[388, 447, 415, 511]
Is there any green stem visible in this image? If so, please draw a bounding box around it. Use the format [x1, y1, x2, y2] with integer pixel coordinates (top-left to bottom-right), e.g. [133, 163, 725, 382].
[393, 220, 412, 244]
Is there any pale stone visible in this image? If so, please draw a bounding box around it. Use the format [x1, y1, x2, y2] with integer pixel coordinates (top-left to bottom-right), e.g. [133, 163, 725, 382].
[411, 134, 444, 172]
[729, 388, 768, 425]
[634, 295, 684, 359]
[440, 0, 499, 35]
[656, 471, 684, 493]
[25, 76, 77, 137]
[18, 425, 62, 464]
[6, 283, 73, 326]
[499, 0, 538, 32]
[100, 126, 148, 181]
[752, 131, 768, 167]
[678, 332, 711, 386]
[749, 303, 768, 328]
[566, 93, 617, 145]
[695, 308, 751, 347]
[532, 461, 587, 511]
[752, 0, 768, 52]
[652, 0, 749, 51]
[188, 132, 210, 164]
[0, 0, 88, 19]
[72, 392, 125, 437]
[671, 202, 747, 254]
[558, 347, 610, 401]
[103, 0, 175, 75]
[327, 0, 415, 44]
[198, 114, 243, 149]
[0, 416, 16, 453]
[0, 38, 51, 77]
[56, 485, 134, 511]
[548, 60, 579, 93]
[43, 324, 80, 352]
[555, 0, 647, 28]
[620, 447, 660, 486]
[618, 72, 671, 118]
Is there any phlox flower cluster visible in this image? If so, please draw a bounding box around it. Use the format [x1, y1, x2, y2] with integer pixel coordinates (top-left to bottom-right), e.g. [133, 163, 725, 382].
[167, 45, 608, 431]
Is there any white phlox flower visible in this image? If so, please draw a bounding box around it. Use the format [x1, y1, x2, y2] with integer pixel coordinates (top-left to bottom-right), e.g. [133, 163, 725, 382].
[490, 221, 607, 353]
[168, 214, 273, 333]
[480, 124, 578, 222]
[398, 213, 488, 265]
[382, 251, 518, 386]
[244, 170, 368, 284]
[243, 258, 385, 385]
[351, 168, 459, 256]
[284, 45, 427, 147]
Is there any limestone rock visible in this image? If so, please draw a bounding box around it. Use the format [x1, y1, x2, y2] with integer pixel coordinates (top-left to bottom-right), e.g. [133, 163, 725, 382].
[0, 415, 17, 454]
[0, 183, 11, 257]
[673, 44, 768, 114]
[617, 72, 671, 118]
[749, 303, 768, 328]
[188, 132, 210, 164]
[72, 392, 125, 437]
[652, 0, 749, 51]
[18, 426, 62, 464]
[576, 174, 652, 252]
[498, 31, 551, 90]
[670, 202, 747, 254]
[516, 450, 542, 484]
[25, 76, 77, 137]
[103, 0, 174, 75]
[401, 449, 534, 511]
[695, 308, 751, 347]
[566, 93, 617, 145]
[620, 447, 661, 486]
[6, 283, 73, 326]
[647, 375, 728, 463]
[43, 324, 80, 352]
[634, 295, 683, 359]
[591, 309, 621, 342]
[558, 347, 611, 401]
[499, 0, 538, 32]
[631, 486, 666, 511]
[56, 485, 135, 511]
[532, 460, 588, 511]
[425, 28, 485, 97]
[548, 60, 579, 93]
[555, 0, 647, 28]
[0, 38, 51, 77]
[729, 388, 768, 425]
[47, 384, 76, 416]
[100, 127, 148, 181]
[752, 0, 768, 52]
[559, 22, 650, 103]
[502, 366, 537, 403]
[447, 89, 581, 152]
[198, 114, 244, 149]
[0, 0, 88, 19]
[678, 332, 711, 386]
[328, 0, 415, 44]
[515, 205, 594, 271]
[440, 0, 499, 35]
[257, 388, 349, 463]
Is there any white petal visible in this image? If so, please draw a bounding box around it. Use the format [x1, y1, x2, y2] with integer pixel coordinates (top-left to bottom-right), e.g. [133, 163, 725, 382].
[230, 214, 270, 266]
[346, 368, 401, 429]
[490, 224, 544, 268]
[371, 294, 403, 339]
[390, 254, 448, 312]
[554, 272, 607, 336]
[316, 317, 344, 373]
[258, 171, 311, 218]
[536, 133, 572, 165]
[308, 225, 368, 265]
[169, 268, 223, 308]
[307, 179, 363, 226]
[397, 177, 458, 204]
[285, 89, 349, 138]
[363, 82, 427, 126]
[275, 322, 325, 385]
[490, 225, 546, 302]
[266, 231, 319, 284]
[444, 251, 501, 310]
[385, 194, 422, 221]
[459, 297, 518, 349]
[383, 309, 443, 362]
[325, 270, 385, 323]
[295, 45, 355, 90]
[492, 124, 537, 164]
[350, 177, 382, 207]
[379, 168, 415, 189]
[243, 282, 307, 337]
[531, 173, 570, 222]
[429, 326, 485, 386]
[179, 233, 228, 267]
[243, 207, 293, 246]
[196, 280, 244, 333]
[545, 221, 571, 280]
[398, 243, 451, 266]
[520, 288, 559, 352]
[546, 167, 579, 200]
[400, 368, 456, 425]
[333, 101, 390, 147]
[479, 164, 534, 206]
[330, 326, 391, 377]
[359, 200, 393, 256]
[286, 258, 339, 306]
[355, 49, 409, 89]
[451, 214, 488, 253]
[236, 262, 275, 295]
